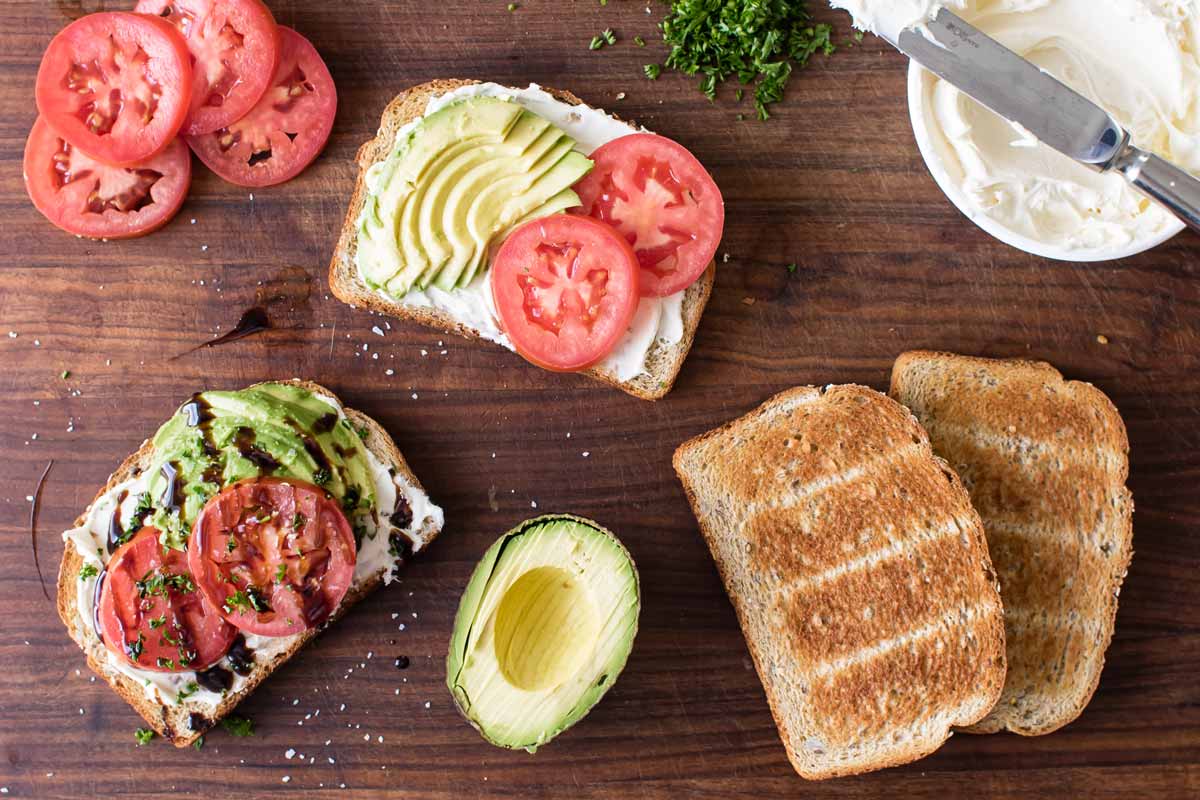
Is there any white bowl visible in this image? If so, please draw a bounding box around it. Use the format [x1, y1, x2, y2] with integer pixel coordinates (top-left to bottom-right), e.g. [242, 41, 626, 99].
[906, 60, 1184, 263]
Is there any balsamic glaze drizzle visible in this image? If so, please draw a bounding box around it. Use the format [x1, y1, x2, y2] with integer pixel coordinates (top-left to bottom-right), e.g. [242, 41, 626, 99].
[29, 459, 54, 601]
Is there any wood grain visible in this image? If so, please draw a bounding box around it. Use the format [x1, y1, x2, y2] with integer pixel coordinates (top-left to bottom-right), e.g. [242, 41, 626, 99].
[0, 1, 1197, 797]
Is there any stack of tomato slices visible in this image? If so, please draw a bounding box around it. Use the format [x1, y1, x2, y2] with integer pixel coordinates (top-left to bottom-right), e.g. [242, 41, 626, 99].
[490, 133, 725, 374]
[98, 477, 357, 674]
[25, 1, 337, 241]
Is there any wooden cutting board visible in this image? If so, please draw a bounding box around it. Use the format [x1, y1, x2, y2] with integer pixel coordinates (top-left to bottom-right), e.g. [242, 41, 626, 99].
[0, 2, 1196, 797]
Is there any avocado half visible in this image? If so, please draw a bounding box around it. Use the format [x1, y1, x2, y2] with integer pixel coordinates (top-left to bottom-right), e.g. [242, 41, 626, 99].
[447, 514, 640, 752]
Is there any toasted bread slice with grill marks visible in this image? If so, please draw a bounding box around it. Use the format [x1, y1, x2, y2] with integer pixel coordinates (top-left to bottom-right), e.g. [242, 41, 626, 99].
[890, 351, 1133, 736]
[57, 379, 442, 747]
[673, 385, 1006, 779]
[328, 79, 715, 401]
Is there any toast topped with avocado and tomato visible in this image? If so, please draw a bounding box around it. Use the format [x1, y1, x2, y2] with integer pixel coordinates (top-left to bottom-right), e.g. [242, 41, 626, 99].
[57, 380, 443, 747]
[329, 79, 722, 401]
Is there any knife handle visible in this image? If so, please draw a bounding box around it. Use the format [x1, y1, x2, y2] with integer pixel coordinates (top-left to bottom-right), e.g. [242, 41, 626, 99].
[1114, 146, 1200, 235]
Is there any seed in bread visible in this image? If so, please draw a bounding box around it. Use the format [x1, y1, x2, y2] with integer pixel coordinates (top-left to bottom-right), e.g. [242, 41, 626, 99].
[890, 351, 1134, 736]
[673, 384, 1006, 779]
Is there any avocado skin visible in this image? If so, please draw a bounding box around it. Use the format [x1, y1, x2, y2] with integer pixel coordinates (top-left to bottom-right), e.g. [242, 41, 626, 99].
[446, 514, 641, 753]
[140, 382, 375, 550]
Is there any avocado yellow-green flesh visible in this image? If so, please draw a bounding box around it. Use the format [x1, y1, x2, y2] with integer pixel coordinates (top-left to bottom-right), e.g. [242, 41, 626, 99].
[451, 148, 593, 290]
[494, 187, 583, 246]
[431, 132, 575, 291]
[143, 382, 374, 550]
[358, 96, 594, 297]
[448, 516, 639, 752]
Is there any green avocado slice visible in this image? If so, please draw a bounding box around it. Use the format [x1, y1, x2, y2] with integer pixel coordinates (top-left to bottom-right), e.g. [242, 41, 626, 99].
[447, 515, 640, 753]
[141, 382, 375, 551]
[357, 95, 595, 297]
[456, 150, 593, 289]
[359, 97, 523, 294]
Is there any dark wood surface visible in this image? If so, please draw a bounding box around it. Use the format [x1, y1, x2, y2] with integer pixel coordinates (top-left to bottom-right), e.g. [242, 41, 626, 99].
[1, 1, 1197, 797]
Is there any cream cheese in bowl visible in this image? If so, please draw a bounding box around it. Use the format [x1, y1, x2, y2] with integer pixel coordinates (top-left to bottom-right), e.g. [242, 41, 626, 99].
[837, 0, 1199, 260]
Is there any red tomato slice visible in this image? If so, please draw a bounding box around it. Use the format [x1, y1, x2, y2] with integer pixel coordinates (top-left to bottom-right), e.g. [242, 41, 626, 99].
[185, 27, 336, 187]
[24, 116, 191, 240]
[491, 215, 640, 372]
[35, 12, 193, 166]
[98, 526, 237, 672]
[188, 477, 357, 637]
[573, 133, 724, 297]
[134, 0, 280, 136]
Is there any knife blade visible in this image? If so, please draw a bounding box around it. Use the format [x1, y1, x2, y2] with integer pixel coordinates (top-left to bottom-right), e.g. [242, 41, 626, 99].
[890, 8, 1200, 233]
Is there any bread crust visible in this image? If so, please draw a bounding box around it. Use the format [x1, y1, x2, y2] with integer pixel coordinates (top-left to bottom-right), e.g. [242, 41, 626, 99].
[673, 385, 1007, 779]
[327, 78, 716, 401]
[56, 379, 441, 747]
[890, 351, 1134, 736]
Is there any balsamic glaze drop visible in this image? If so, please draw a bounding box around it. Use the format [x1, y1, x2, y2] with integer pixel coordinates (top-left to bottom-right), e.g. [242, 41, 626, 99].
[194, 666, 232, 694]
[159, 461, 184, 515]
[173, 306, 271, 360]
[389, 496, 413, 531]
[234, 427, 281, 472]
[92, 570, 107, 639]
[226, 634, 255, 676]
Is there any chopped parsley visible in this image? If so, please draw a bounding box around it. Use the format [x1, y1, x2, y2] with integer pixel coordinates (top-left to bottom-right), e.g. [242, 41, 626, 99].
[313, 468, 332, 487]
[342, 485, 361, 513]
[276, 563, 288, 582]
[644, 63, 661, 80]
[221, 715, 255, 737]
[148, 614, 167, 629]
[657, 0, 836, 120]
[356, 425, 370, 441]
[224, 590, 252, 613]
[292, 511, 306, 530]
[589, 28, 617, 50]
[156, 657, 176, 670]
[175, 681, 199, 705]
[136, 569, 195, 598]
[246, 585, 272, 613]
[786, 262, 798, 274]
[129, 492, 154, 524]
[134, 728, 155, 745]
[126, 632, 145, 662]
[634, 35, 646, 47]
[192, 735, 205, 750]
[79, 563, 99, 580]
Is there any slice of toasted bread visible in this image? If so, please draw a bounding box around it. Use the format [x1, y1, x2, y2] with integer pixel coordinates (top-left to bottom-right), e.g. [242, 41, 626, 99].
[328, 78, 715, 401]
[890, 351, 1134, 736]
[56, 379, 443, 747]
[673, 385, 1006, 779]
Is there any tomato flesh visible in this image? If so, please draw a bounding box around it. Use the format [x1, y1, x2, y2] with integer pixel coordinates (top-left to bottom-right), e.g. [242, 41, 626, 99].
[188, 477, 357, 637]
[573, 133, 724, 297]
[98, 526, 236, 672]
[35, 12, 193, 166]
[491, 215, 640, 372]
[186, 27, 337, 187]
[135, 0, 281, 136]
[24, 115, 191, 239]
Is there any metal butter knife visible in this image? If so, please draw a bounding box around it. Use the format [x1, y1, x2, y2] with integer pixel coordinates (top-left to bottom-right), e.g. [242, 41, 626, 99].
[890, 8, 1200, 235]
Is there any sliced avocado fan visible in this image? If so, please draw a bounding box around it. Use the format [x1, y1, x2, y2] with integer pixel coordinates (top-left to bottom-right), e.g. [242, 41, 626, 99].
[357, 96, 594, 298]
[447, 515, 640, 752]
